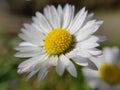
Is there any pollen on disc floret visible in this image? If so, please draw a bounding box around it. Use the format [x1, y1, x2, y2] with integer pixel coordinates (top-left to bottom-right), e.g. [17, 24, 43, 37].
[44, 28, 72, 55]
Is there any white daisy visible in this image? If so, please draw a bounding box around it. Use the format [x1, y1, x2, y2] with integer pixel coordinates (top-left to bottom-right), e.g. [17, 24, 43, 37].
[15, 4, 105, 82]
[82, 47, 120, 90]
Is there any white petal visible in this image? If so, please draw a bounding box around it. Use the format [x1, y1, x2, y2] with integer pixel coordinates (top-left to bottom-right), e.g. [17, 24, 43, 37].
[87, 80, 98, 89]
[32, 17, 48, 34]
[89, 56, 104, 68]
[66, 60, 77, 77]
[81, 35, 99, 43]
[65, 50, 78, 58]
[15, 50, 41, 58]
[62, 4, 74, 29]
[82, 68, 100, 89]
[65, 6, 75, 29]
[56, 56, 65, 76]
[50, 5, 61, 28]
[31, 57, 53, 72]
[71, 56, 88, 66]
[87, 48, 102, 56]
[76, 36, 100, 49]
[111, 47, 120, 60]
[43, 5, 60, 28]
[18, 33, 43, 46]
[103, 47, 120, 66]
[96, 80, 114, 90]
[103, 47, 114, 63]
[85, 13, 94, 21]
[69, 7, 87, 34]
[87, 59, 98, 70]
[32, 12, 53, 34]
[57, 5, 63, 27]
[18, 66, 30, 74]
[37, 68, 48, 82]
[115, 85, 120, 90]
[57, 5, 63, 17]
[23, 23, 45, 39]
[35, 12, 52, 32]
[43, 5, 51, 20]
[78, 50, 91, 58]
[48, 56, 58, 66]
[18, 54, 48, 68]
[61, 54, 77, 77]
[35, 56, 58, 71]
[66, 48, 91, 58]
[97, 36, 107, 42]
[111, 47, 120, 67]
[32, 22, 49, 35]
[78, 20, 96, 31]
[19, 42, 36, 47]
[15, 46, 41, 52]
[78, 42, 99, 49]
[76, 20, 103, 41]
[82, 68, 99, 78]
[21, 28, 44, 42]
[18, 54, 49, 74]
[26, 70, 38, 80]
[96, 20, 104, 25]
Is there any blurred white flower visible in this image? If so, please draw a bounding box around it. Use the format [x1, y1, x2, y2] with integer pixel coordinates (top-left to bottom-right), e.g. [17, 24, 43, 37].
[82, 47, 120, 90]
[15, 4, 105, 82]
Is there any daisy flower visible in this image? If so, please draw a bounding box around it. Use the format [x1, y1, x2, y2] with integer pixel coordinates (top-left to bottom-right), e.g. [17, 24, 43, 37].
[82, 47, 120, 90]
[15, 4, 105, 82]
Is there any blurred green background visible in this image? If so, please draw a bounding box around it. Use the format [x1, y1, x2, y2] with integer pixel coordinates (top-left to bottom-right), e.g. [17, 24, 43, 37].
[0, 0, 120, 90]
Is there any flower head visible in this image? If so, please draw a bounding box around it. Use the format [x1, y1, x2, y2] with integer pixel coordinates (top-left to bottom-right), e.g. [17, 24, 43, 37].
[15, 4, 105, 82]
[82, 47, 120, 90]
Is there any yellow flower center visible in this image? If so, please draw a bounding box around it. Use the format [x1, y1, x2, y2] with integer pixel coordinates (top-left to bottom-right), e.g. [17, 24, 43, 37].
[99, 64, 120, 85]
[44, 28, 72, 55]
